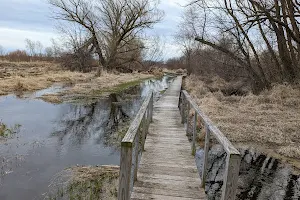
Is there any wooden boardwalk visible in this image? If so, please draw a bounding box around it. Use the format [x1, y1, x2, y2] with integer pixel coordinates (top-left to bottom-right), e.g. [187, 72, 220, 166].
[131, 77, 206, 200]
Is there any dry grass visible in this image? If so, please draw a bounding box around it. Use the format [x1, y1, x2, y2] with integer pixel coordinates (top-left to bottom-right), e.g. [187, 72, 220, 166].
[0, 61, 153, 102]
[47, 165, 119, 200]
[37, 95, 63, 104]
[66, 71, 152, 98]
[0, 61, 94, 95]
[185, 75, 300, 166]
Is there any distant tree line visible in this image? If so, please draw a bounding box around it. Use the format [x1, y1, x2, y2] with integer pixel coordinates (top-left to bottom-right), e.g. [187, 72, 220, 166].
[0, 39, 61, 62]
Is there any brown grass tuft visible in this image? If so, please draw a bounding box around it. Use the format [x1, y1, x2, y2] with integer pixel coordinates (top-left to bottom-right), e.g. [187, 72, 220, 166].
[38, 95, 63, 104]
[47, 165, 119, 200]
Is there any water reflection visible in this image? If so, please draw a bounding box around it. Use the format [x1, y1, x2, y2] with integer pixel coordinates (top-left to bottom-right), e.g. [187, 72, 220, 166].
[195, 145, 300, 200]
[0, 75, 174, 200]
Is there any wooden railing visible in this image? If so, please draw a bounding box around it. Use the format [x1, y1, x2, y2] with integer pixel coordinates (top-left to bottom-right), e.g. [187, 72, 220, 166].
[118, 90, 154, 200]
[179, 90, 241, 200]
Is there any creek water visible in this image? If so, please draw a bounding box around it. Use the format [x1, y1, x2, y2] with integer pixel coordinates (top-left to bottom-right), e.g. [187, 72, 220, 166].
[196, 145, 300, 200]
[0, 75, 174, 200]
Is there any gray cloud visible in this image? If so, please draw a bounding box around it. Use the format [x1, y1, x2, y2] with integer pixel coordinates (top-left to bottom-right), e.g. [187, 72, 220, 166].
[0, 0, 186, 58]
[0, 0, 55, 31]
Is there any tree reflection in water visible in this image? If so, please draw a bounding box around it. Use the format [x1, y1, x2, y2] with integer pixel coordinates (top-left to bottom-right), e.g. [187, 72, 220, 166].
[50, 76, 174, 152]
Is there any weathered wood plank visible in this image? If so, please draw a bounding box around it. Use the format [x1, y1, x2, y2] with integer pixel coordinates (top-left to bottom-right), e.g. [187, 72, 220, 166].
[131, 191, 205, 200]
[132, 186, 204, 199]
[122, 91, 153, 144]
[192, 113, 197, 154]
[118, 145, 133, 200]
[201, 124, 210, 188]
[221, 154, 241, 200]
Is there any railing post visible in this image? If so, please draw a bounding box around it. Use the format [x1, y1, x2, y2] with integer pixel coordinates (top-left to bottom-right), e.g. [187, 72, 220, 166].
[181, 93, 185, 124]
[150, 92, 153, 122]
[141, 114, 147, 151]
[134, 133, 140, 181]
[192, 112, 197, 155]
[201, 124, 210, 188]
[118, 142, 133, 200]
[146, 108, 150, 132]
[221, 153, 241, 200]
[186, 102, 190, 135]
[179, 90, 182, 109]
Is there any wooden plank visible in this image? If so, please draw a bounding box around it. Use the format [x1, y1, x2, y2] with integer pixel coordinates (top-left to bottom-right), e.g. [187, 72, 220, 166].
[141, 114, 146, 151]
[201, 124, 210, 188]
[131, 191, 205, 200]
[134, 132, 140, 181]
[221, 153, 241, 200]
[122, 91, 153, 144]
[118, 145, 133, 200]
[186, 101, 190, 135]
[192, 113, 197, 154]
[132, 186, 204, 199]
[137, 173, 200, 182]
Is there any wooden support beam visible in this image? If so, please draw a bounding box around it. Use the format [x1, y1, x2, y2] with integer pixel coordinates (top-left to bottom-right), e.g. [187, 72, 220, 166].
[201, 124, 210, 188]
[221, 153, 241, 200]
[192, 113, 197, 155]
[134, 132, 140, 181]
[186, 102, 190, 135]
[118, 144, 133, 200]
[142, 114, 147, 151]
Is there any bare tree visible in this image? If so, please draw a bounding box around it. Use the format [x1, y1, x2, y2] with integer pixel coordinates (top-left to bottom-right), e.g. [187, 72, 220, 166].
[179, 0, 300, 92]
[141, 36, 165, 66]
[49, 0, 163, 74]
[175, 7, 202, 74]
[25, 38, 36, 58]
[45, 47, 54, 57]
[35, 41, 44, 57]
[51, 38, 63, 57]
[0, 45, 4, 56]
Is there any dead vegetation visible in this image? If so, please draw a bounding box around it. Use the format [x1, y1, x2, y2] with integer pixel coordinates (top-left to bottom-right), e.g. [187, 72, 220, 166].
[0, 121, 21, 139]
[185, 75, 300, 166]
[47, 165, 119, 200]
[0, 61, 154, 102]
[0, 61, 93, 95]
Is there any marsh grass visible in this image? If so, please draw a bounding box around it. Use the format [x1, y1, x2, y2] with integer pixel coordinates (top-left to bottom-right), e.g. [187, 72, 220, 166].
[0, 121, 21, 138]
[0, 61, 153, 99]
[185, 75, 300, 165]
[47, 165, 119, 200]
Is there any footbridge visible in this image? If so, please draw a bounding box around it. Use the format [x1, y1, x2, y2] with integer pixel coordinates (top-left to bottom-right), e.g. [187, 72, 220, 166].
[118, 76, 241, 200]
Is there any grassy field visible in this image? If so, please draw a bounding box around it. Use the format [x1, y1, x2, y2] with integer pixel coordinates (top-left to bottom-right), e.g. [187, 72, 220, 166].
[0, 61, 154, 103]
[185, 75, 300, 170]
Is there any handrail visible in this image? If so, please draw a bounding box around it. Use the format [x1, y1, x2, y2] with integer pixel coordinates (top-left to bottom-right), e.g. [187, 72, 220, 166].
[179, 90, 241, 200]
[118, 90, 154, 200]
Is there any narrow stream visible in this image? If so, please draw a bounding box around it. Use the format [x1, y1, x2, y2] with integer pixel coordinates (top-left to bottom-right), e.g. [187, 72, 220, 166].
[0, 75, 174, 200]
[196, 145, 300, 200]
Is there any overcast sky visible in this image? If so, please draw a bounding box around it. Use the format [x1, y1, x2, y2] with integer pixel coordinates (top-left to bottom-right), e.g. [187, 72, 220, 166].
[0, 0, 187, 59]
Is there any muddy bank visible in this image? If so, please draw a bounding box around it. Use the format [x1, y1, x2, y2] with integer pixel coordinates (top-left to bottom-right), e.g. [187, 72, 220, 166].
[0, 75, 174, 199]
[196, 145, 300, 200]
